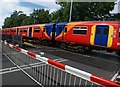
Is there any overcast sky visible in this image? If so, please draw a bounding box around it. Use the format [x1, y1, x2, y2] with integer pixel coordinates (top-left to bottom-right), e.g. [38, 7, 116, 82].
[0, 0, 120, 28]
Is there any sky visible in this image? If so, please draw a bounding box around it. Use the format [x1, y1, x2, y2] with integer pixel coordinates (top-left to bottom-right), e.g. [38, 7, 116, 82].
[0, 0, 120, 28]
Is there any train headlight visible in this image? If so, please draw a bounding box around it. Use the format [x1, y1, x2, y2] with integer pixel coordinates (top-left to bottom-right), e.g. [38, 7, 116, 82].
[117, 42, 120, 46]
[22, 34, 25, 36]
[113, 34, 116, 38]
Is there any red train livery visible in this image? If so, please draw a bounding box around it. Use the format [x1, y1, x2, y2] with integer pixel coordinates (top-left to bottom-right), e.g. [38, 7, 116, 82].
[1, 21, 120, 56]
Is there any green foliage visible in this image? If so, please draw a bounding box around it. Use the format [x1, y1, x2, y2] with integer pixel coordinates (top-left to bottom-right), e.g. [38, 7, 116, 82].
[54, 2, 115, 22]
[12, 14, 27, 27]
[2, 2, 119, 28]
[21, 16, 34, 26]
[2, 10, 27, 28]
[2, 9, 50, 28]
[50, 9, 64, 23]
[30, 9, 50, 24]
[3, 17, 13, 28]
[109, 13, 120, 21]
[50, 2, 70, 23]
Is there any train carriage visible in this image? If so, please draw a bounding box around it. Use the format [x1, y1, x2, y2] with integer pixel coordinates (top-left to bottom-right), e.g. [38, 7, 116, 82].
[11, 28, 16, 36]
[56, 21, 120, 54]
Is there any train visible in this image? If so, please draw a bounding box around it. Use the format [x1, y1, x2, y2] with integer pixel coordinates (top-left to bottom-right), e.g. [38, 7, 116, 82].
[1, 21, 120, 56]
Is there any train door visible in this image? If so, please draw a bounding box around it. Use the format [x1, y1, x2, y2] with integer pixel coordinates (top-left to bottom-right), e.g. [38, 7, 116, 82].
[62, 26, 67, 40]
[29, 27, 32, 37]
[43, 26, 46, 39]
[52, 24, 56, 41]
[94, 25, 109, 46]
[16, 28, 19, 36]
[55, 22, 67, 41]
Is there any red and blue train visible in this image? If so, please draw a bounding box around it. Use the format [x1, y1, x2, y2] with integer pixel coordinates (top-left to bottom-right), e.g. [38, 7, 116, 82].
[1, 21, 120, 55]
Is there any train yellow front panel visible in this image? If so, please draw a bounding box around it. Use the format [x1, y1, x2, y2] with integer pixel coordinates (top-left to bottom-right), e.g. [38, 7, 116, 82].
[107, 26, 114, 47]
[90, 25, 96, 45]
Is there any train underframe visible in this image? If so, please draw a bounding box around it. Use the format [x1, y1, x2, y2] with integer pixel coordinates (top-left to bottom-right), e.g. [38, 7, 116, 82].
[2, 34, 120, 56]
[58, 42, 92, 54]
[57, 42, 120, 56]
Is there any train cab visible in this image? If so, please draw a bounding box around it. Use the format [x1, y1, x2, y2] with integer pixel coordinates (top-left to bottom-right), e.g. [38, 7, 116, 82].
[55, 22, 67, 42]
[43, 23, 56, 41]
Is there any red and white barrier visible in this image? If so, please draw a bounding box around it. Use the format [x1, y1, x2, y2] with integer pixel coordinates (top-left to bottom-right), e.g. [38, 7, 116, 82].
[115, 75, 120, 84]
[1, 40, 120, 87]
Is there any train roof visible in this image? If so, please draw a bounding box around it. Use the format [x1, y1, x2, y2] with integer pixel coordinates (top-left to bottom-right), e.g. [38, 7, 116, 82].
[2, 21, 120, 29]
[56, 22, 68, 26]
[45, 23, 55, 26]
[15, 24, 41, 28]
[69, 21, 120, 23]
[67, 21, 120, 26]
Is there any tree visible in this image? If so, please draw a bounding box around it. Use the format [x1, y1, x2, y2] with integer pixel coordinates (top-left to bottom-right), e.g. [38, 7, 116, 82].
[50, 9, 64, 23]
[2, 17, 13, 28]
[11, 10, 23, 18]
[52, 2, 115, 22]
[2, 2, 116, 28]
[12, 13, 27, 27]
[2, 10, 27, 28]
[30, 9, 50, 24]
[2, 9, 51, 28]
[109, 13, 120, 21]
[21, 16, 34, 25]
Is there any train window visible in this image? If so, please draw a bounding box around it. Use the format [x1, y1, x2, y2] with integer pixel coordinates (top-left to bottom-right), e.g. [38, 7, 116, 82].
[59, 27, 63, 34]
[46, 28, 49, 33]
[23, 29, 27, 32]
[43, 27, 46, 32]
[20, 28, 27, 32]
[119, 33, 120, 38]
[12, 30, 14, 32]
[119, 28, 120, 38]
[34, 28, 40, 33]
[104, 28, 109, 35]
[20, 29, 23, 32]
[96, 28, 100, 34]
[64, 27, 67, 33]
[73, 26, 88, 35]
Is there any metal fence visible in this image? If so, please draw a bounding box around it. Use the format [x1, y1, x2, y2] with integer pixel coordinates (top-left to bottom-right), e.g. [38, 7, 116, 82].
[2, 34, 23, 47]
[1, 40, 120, 87]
